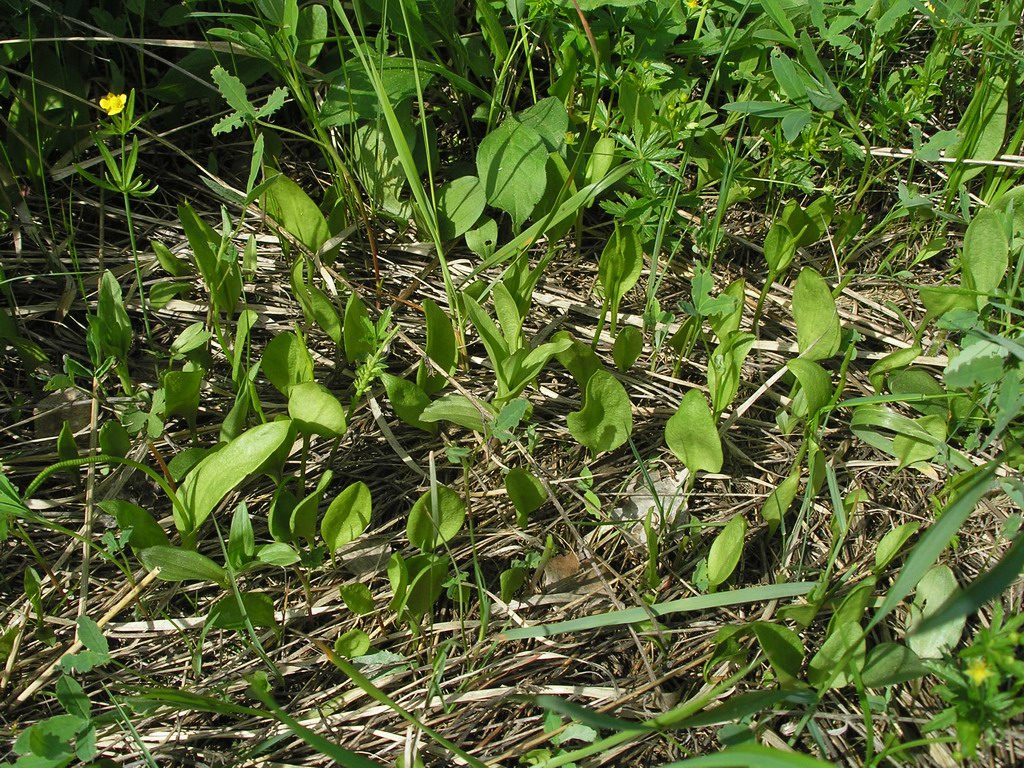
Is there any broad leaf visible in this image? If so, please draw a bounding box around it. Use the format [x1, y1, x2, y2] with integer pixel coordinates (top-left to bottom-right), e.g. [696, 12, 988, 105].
[322, 481, 372, 553]
[407, 485, 465, 552]
[176, 420, 293, 535]
[139, 545, 228, 586]
[567, 370, 633, 455]
[707, 515, 747, 589]
[792, 267, 841, 361]
[288, 382, 347, 438]
[476, 117, 547, 228]
[262, 331, 314, 397]
[666, 390, 723, 475]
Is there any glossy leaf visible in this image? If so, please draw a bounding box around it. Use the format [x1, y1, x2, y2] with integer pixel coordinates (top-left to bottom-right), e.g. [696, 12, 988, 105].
[505, 468, 546, 527]
[381, 373, 436, 434]
[597, 224, 643, 333]
[417, 298, 457, 395]
[761, 471, 799, 535]
[612, 326, 644, 372]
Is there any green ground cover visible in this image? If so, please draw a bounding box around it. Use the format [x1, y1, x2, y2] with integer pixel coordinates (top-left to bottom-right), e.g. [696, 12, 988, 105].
[2, 0, 1023, 765]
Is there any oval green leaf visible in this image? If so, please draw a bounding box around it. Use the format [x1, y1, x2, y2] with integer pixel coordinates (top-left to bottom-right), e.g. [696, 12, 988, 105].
[666, 389, 723, 475]
[567, 370, 633, 456]
[288, 382, 347, 437]
[322, 481, 372, 553]
[793, 267, 841, 361]
[407, 485, 465, 552]
[707, 515, 747, 589]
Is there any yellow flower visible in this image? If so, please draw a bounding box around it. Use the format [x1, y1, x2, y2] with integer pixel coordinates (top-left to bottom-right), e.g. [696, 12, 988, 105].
[686, 0, 700, 8]
[964, 657, 996, 686]
[99, 92, 127, 117]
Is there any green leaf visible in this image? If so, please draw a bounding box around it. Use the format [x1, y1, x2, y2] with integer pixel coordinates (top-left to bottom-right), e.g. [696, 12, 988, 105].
[555, 331, 602, 389]
[176, 420, 293, 535]
[751, 621, 804, 687]
[612, 326, 644, 372]
[597, 224, 643, 332]
[944, 339, 1008, 390]
[94, 270, 132, 361]
[497, 336, 573, 404]
[567, 370, 633, 456]
[666, 390, 723, 474]
[321, 481, 372, 553]
[162, 367, 203, 425]
[139, 545, 228, 586]
[407, 485, 465, 552]
[178, 203, 241, 314]
[263, 174, 329, 253]
[463, 293, 509, 374]
[763, 220, 796, 275]
[708, 332, 755, 417]
[707, 515, 747, 589]
[208, 591, 277, 631]
[906, 565, 965, 659]
[506, 468, 546, 527]
[57, 420, 78, 462]
[343, 293, 374, 363]
[152, 238, 191, 277]
[418, 298, 457, 395]
[874, 522, 920, 572]
[892, 414, 946, 470]
[436, 175, 486, 241]
[228, 500, 256, 568]
[289, 471, 332, 544]
[98, 499, 170, 554]
[288, 382, 347, 437]
[786, 358, 833, 422]
[868, 344, 921, 392]
[335, 628, 371, 659]
[419, 393, 492, 433]
[962, 207, 1008, 299]
[381, 373, 436, 434]
[517, 97, 569, 152]
[476, 117, 548, 228]
[760, 471, 799, 535]
[211, 64, 255, 122]
[398, 553, 448, 621]
[340, 582, 374, 614]
[503, 582, 816, 639]
[861, 643, 927, 688]
[262, 331, 314, 397]
[793, 267, 841, 360]
[255, 541, 301, 566]
[659, 744, 835, 768]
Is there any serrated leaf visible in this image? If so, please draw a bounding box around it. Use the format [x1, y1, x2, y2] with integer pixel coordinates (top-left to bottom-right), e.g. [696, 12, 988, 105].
[211, 64, 255, 120]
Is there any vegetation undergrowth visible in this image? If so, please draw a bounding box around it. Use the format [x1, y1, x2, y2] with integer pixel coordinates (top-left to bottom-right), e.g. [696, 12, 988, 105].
[1, 0, 1023, 765]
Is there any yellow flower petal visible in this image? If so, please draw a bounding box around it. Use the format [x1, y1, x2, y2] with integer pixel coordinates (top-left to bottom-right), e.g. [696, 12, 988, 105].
[99, 92, 127, 117]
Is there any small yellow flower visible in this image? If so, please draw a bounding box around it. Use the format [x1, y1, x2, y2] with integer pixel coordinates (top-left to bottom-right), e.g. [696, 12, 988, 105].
[964, 657, 996, 686]
[686, 0, 700, 8]
[99, 92, 127, 117]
